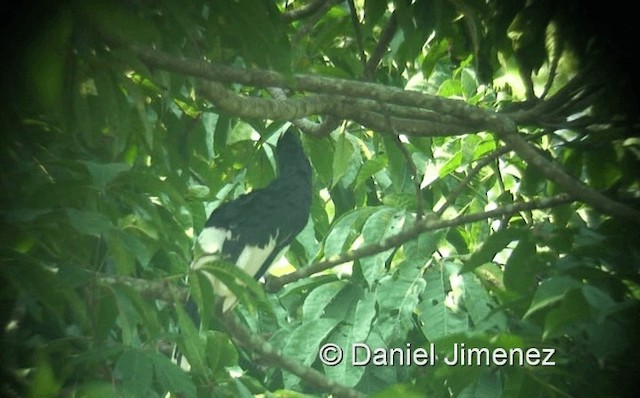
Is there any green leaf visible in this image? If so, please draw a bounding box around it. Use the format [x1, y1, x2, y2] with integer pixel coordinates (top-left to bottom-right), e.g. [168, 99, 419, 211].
[66, 209, 113, 236]
[503, 236, 542, 296]
[302, 280, 349, 322]
[437, 79, 463, 97]
[25, 8, 72, 112]
[376, 258, 426, 344]
[585, 143, 622, 190]
[174, 301, 207, 375]
[322, 289, 377, 386]
[352, 291, 377, 343]
[524, 276, 582, 318]
[115, 349, 153, 397]
[417, 264, 468, 340]
[84, 0, 159, 44]
[355, 156, 388, 189]
[94, 286, 119, 342]
[359, 207, 406, 286]
[282, 318, 341, 388]
[324, 207, 377, 258]
[82, 161, 131, 191]
[403, 226, 446, 262]
[332, 133, 355, 187]
[542, 289, 589, 340]
[192, 259, 270, 313]
[205, 330, 239, 374]
[323, 323, 366, 387]
[438, 151, 463, 177]
[463, 228, 525, 272]
[306, 135, 334, 185]
[461, 273, 507, 331]
[149, 350, 196, 398]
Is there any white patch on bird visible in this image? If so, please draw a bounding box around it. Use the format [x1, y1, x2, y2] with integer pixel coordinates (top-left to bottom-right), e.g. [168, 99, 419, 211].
[236, 233, 278, 278]
[193, 226, 230, 261]
[190, 231, 282, 312]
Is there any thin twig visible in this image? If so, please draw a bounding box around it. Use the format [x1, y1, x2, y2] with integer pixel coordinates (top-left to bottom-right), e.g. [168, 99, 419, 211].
[347, 0, 367, 73]
[364, 12, 397, 79]
[434, 145, 512, 217]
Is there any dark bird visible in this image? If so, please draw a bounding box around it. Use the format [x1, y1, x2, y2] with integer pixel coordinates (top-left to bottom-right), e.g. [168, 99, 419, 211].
[190, 128, 312, 312]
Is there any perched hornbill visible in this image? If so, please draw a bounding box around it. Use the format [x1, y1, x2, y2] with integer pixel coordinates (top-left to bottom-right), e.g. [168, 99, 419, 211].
[190, 128, 312, 312]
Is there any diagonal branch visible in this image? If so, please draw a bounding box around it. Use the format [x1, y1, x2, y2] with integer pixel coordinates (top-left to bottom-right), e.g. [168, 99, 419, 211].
[220, 309, 365, 398]
[496, 127, 640, 223]
[265, 194, 575, 292]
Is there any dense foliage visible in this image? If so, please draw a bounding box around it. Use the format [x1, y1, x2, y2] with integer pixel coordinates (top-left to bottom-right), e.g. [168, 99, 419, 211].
[1, 1, 639, 397]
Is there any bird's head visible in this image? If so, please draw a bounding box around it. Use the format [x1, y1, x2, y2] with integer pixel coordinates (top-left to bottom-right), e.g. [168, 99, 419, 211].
[275, 129, 311, 178]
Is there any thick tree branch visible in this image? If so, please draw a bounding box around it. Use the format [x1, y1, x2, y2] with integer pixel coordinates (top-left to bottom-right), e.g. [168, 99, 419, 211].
[129, 45, 504, 130]
[130, 45, 640, 222]
[199, 81, 481, 136]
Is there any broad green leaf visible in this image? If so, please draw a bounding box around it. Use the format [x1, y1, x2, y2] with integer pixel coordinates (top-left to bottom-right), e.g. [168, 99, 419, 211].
[355, 156, 388, 189]
[302, 280, 349, 322]
[205, 330, 239, 374]
[149, 350, 196, 398]
[66, 209, 112, 236]
[524, 276, 582, 318]
[323, 323, 366, 387]
[25, 8, 72, 112]
[84, 0, 158, 44]
[359, 207, 405, 286]
[376, 258, 426, 344]
[324, 207, 377, 258]
[581, 285, 616, 322]
[585, 143, 622, 190]
[438, 151, 463, 178]
[462, 228, 525, 272]
[417, 265, 468, 340]
[437, 79, 463, 98]
[323, 289, 377, 386]
[29, 353, 62, 398]
[373, 384, 425, 398]
[403, 226, 446, 263]
[73, 382, 119, 397]
[81, 161, 131, 190]
[94, 286, 119, 343]
[332, 133, 355, 187]
[352, 291, 377, 342]
[174, 300, 207, 375]
[542, 289, 589, 340]
[116, 284, 163, 339]
[461, 69, 478, 99]
[282, 318, 341, 388]
[191, 259, 270, 313]
[115, 349, 153, 397]
[503, 236, 542, 296]
[460, 273, 507, 331]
